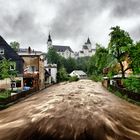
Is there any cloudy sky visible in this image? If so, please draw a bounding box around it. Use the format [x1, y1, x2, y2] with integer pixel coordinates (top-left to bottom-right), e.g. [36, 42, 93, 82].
[0, 0, 140, 52]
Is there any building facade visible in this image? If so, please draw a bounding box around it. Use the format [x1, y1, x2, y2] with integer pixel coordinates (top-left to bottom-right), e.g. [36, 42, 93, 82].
[47, 34, 74, 59]
[78, 38, 96, 58]
[45, 64, 57, 84]
[47, 34, 96, 59]
[0, 36, 24, 90]
[18, 47, 45, 90]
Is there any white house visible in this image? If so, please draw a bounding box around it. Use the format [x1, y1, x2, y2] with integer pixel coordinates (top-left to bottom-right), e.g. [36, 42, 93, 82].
[70, 70, 87, 79]
[47, 34, 74, 59]
[45, 64, 57, 83]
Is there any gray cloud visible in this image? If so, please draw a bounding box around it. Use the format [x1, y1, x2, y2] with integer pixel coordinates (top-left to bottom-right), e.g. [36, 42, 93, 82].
[109, 0, 140, 17]
[50, 0, 140, 46]
[0, 0, 46, 48]
[0, 0, 140, 51]
[51, 0, 108, 39]
[130, 25, 140, 41]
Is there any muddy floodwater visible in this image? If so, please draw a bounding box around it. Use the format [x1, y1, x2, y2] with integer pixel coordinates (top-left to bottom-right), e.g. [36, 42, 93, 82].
[0, 80, 140, 140]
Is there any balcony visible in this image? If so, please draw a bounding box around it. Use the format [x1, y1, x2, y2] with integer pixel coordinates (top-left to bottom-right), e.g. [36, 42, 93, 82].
[23, 72, 39, 78]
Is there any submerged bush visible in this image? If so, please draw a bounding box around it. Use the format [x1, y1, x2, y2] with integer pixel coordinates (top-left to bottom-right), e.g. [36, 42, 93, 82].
[69, 76, 79, 82]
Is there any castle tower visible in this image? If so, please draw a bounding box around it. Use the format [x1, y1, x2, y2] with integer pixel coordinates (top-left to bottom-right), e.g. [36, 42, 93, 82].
[86, 37, 92, 51]
[47, 33, 52, 49]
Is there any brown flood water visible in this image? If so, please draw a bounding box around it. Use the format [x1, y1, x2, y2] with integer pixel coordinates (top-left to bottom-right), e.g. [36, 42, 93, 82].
[0, 80, 140, 140]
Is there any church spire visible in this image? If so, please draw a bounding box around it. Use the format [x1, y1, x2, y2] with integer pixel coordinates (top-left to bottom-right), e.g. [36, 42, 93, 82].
[48, 33, 52, 42]
[87, 37, 91, 44]
[47, 32, 52, 49]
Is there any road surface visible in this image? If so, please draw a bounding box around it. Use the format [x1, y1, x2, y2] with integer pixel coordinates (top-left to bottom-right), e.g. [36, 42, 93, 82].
[0, 80, 140, 140]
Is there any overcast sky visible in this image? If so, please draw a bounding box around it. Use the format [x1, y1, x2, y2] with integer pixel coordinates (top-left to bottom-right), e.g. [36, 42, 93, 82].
[0, 0, 140, 52]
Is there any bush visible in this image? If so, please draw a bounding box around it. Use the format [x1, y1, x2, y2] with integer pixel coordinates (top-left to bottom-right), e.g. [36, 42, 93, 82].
[90, 75, 103, 82]
[123, 77, 140, 93]
[57, 67, 69, 82]
[69, 76, 79, 82]
[0, 90, 11, 99]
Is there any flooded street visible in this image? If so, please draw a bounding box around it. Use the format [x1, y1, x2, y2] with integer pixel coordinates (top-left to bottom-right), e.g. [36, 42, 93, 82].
[0, 80, 140, 140]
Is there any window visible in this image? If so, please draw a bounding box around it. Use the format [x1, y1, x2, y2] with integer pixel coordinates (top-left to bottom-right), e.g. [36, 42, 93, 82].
[16, 80, 21, 87]
[49, 68, 51, 74]
[31, 66, 36, 72]
[0, 48, 4, 55]
[10, 62, 16, 70]
[11, 81, 16, 88]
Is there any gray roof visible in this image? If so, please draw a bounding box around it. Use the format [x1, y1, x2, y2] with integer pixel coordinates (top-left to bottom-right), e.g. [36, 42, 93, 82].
[71, 70, 87, 76]
[18, 48, 42, 53]
[53, 45, 74, 53]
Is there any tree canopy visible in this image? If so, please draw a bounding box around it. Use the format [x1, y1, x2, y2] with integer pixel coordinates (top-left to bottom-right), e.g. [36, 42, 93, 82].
[10, 41, 20, 52]
[63, 57, 77, 73]
[108, 26, 133, 78]
[88, 45, 111, 75]
[46, 48, 63, 69]
[130, 42, 140, 74]
[0, 58, 17, 80]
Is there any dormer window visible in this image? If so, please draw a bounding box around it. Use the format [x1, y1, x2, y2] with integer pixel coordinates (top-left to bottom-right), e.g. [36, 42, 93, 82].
[0, 48, 4, 55]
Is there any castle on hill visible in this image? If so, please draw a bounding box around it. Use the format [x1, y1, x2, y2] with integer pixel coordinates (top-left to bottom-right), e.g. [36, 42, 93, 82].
[78, 38, 96, 57]
[47, 34, 96, 59]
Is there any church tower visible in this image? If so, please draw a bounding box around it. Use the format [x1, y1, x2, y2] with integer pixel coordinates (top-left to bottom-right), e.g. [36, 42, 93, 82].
[47, 33, 52, 49]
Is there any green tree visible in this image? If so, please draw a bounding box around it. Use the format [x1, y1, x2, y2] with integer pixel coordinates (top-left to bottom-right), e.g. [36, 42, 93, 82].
[46, 48, 63, 69]
[76, 57, 90, 73]
[10, 41, 20, 52]
[88, 45, 111, 76]
[130, 42, 140, 74]
[108, 26, 133, 78]
[0, 58, 17, 80]
[57, 67, 69, 82]
[64, 57, 77, 73]
[0, 58, 10, 79]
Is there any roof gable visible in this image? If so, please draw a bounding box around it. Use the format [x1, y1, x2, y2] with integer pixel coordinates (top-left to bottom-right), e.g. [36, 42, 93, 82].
[0, 36, 23, 61]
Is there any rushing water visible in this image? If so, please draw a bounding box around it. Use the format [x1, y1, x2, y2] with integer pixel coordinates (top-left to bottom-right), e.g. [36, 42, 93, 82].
[0, 80, 140, 140]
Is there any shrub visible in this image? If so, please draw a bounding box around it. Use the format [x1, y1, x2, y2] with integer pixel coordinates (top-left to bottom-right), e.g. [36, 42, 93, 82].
[57, 67, 69, 82]
[0, 90, 11, 99]
[123, 77, 140, 93]
[90, 75, 103, 82]
[69, 76, 79, 82]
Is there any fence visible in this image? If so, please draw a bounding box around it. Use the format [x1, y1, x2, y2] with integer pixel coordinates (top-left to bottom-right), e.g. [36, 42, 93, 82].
[109, 85, 140, 102]
[0, 88, 37, 106]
